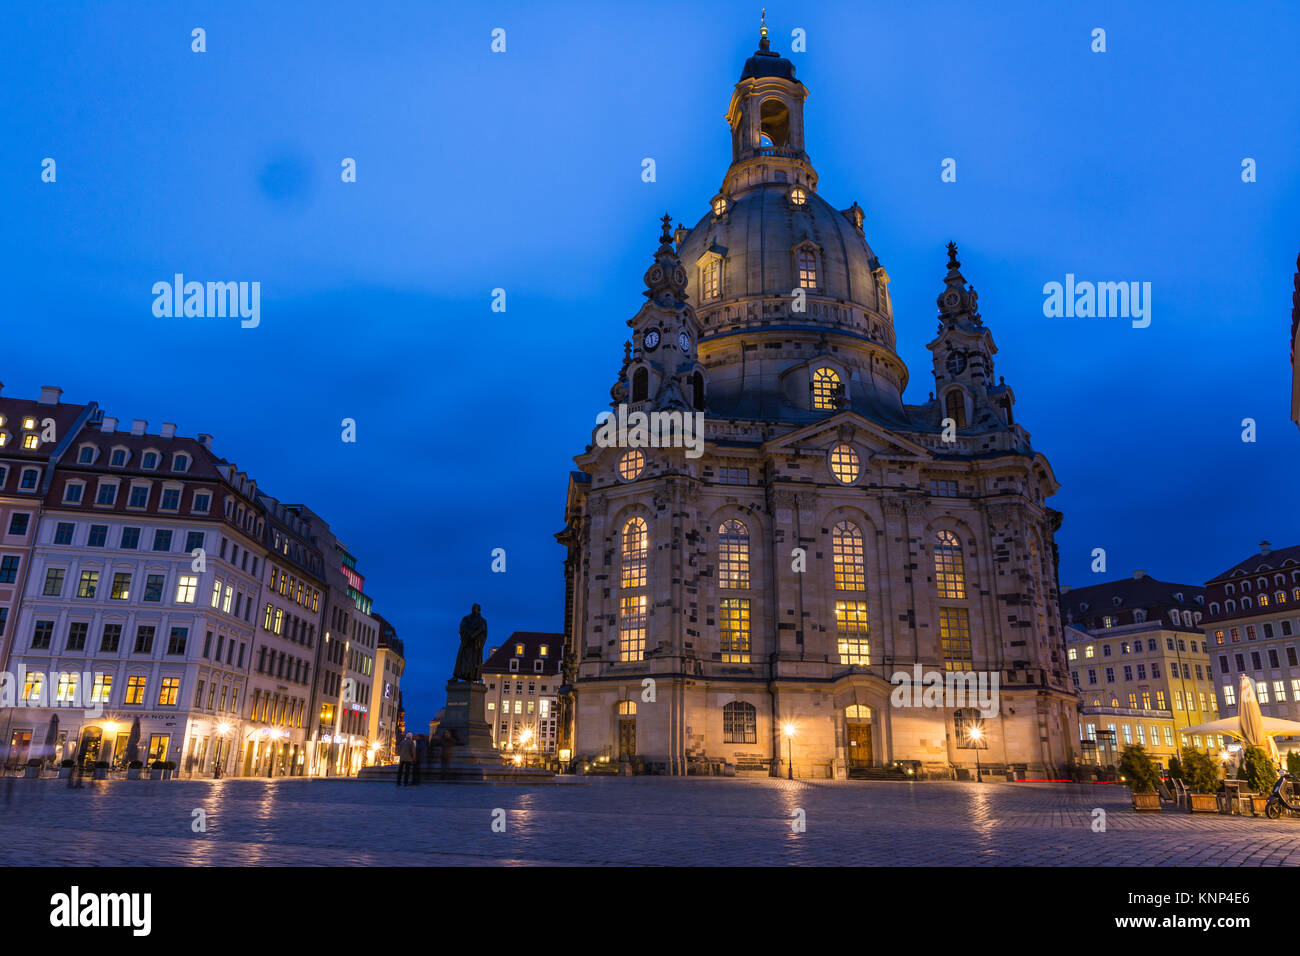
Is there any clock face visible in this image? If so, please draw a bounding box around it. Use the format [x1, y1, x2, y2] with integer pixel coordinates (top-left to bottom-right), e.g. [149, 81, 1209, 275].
[946, 352, 967, 375]
[644, 329, 660, 350]
[943, 291, 960, 308]
[678, 331, 690, 352]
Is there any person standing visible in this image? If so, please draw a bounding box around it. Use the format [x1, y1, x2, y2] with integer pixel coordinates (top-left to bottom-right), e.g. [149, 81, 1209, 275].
[412, 734, 425, 786]
[396, 733, 416, 787]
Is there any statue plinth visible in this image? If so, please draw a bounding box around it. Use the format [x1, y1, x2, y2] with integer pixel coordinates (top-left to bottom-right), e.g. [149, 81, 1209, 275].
[435, 680, 496, 753]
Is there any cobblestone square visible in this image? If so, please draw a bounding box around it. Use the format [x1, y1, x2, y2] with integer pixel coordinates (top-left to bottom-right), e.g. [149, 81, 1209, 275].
[3, 777, 1300, 866]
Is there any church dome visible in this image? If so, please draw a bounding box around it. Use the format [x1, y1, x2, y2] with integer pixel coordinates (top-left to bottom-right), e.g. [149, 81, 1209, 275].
[678, 185, 885, 323]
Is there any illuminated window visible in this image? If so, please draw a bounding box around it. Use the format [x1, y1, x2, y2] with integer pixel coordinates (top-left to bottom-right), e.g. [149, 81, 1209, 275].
[797, 248, 817, 288]
[829, 443, 860, 484]
[222, 585, 233, 613]
[77, 570, 99, 599]
[111, 573, 131, 600]
[125, 675, 147, 705]
[938, 607, 972, 670]
[619, 595, 647, 662]
[712, 196, 727, 217]
[723, 701, 757, 743]
[1257, 681, 1270, 704]
[618, 700, 636, 716]
[1141, 691, 1152, 709]
[618, 450, 645, 481]
[621, 517, 648, 589]
[24, 672, 43, 701]
[23, 434, 40, 450]
[56, 673, 78, 703]
[22, 417, 35, 430]
[1085, 645, 1094, 659]
[703, 258, 720, 299]
[158, 677, 180, 706]
[832, 520, 865, 590]
[718, 519, 750, 589]
[812, 367, 841, 410]
[91, 674, 112, 703]
[934, 531, 966, 599]
[719, 598, 751, 663]
[790, 186, 807, 206]
[835, 600, 870, 665]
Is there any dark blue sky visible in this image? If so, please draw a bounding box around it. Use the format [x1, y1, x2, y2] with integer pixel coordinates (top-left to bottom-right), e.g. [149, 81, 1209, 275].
[4, 1, 1298, 727]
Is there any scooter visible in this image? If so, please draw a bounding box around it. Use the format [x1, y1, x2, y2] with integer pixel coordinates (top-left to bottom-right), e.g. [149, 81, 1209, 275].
[1264, 769, 1300, 819]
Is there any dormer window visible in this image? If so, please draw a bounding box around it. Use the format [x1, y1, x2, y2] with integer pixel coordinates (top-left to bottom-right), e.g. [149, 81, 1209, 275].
[22, 417, 35, 430]
[515, 643, 524, 656]
[77, 446, 96, 464]
[23, 435, 39, 450]
[702, 258, 721, 299]
[142, 451, 160, 470]
[173, 453, 190, 472]
[19, 468, 38, 491]
[711, 196, 728, 217]
[812, 367, 842, 411]
[63, 481, 85, 504]
[789, 186, 807, 207]
[796, 248, 818, 288]
[539, 645, 549, 657]
[509, 659, 519, 672]
[110, 448, 128, 467]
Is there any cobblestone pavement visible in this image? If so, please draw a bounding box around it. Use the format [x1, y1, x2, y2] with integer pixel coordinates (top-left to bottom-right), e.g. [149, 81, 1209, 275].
[2, 776, 1299, 865]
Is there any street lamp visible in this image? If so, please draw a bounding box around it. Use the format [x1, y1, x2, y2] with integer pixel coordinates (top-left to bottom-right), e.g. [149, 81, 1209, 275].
[782, 722, 796, 780]
[968, 725, 984, 782]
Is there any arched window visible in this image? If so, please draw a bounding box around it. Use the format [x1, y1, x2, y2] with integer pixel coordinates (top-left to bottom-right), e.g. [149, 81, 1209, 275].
[1243, 596, 1253, 609]
[934, 531, 966, 599]
[723, 701, 757, 743]
[797, 249, 818, 288]
[619, 518, 648, 662]
[1226, 599, 1236, 612]
[845, 704, 872, 719]
[812, 367, 841, 410]
[718, 519, 750, 589]
[944, 389, 967, 429]
[702, 258, 721, 299]
[718, 519, 750, 663]
[832, 520, 865, 590]
[692, 371, 705, 411]
[1277, 591, 1287, 605]
[631, 367, 648, 403]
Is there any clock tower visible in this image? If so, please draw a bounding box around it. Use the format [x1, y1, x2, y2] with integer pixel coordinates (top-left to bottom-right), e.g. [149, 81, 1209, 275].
[926, 242, 1015, 430]
[619, 214, 705, 411]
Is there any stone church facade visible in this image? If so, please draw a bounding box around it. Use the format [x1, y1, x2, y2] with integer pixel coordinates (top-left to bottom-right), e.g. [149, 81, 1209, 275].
[556, 26, 1079, 778]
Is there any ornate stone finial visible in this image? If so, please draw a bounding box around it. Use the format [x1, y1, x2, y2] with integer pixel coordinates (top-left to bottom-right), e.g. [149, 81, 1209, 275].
[624, 339, 632, 361]
[659, 212, 673, 247]
[946, 241, 959, 270]
[759, 9, 770, 50]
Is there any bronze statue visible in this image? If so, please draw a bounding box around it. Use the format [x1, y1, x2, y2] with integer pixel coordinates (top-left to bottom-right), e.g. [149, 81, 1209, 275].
[452, 604, 488, 682]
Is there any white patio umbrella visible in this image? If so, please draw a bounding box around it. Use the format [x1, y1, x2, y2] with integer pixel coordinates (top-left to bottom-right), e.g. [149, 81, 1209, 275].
[1181, 674, 1300, 764]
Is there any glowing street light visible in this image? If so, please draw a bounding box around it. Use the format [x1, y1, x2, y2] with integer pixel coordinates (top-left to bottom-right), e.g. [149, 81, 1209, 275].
[968, 725, 985, 783]
[782, 722, 797, 780]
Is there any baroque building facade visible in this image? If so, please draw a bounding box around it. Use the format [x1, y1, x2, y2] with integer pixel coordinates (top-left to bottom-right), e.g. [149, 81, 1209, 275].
[558, 29, 1078, 778]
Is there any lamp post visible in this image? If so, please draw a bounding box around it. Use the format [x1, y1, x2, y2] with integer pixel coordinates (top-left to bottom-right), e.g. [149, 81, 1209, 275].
[969, 725, 985, 782]
[782, 722, 796, 780]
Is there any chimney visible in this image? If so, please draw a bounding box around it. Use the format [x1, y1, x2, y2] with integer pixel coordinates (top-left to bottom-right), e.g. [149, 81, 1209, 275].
[100, 416, 118, 433]
[197, 433, 214, 450]
[1133, 569, 1147, 579]
[1260, 540, 1272, 555]
[38, 385, 63, 405]
[160, 422, 177, 439]
[130, 419, 147, 436]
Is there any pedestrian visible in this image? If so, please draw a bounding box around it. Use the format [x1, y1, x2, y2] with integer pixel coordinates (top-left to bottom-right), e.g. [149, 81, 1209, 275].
[396, 733, 416, 787]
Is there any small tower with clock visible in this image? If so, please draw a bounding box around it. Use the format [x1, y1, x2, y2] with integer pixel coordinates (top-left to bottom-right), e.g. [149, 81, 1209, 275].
[619, 214, 706, 411]
[926, 242, 1014, 431]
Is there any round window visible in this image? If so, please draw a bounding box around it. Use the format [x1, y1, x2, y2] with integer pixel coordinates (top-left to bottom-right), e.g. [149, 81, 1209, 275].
[618, 450, 645, 481]
[829, 444, 860, 484]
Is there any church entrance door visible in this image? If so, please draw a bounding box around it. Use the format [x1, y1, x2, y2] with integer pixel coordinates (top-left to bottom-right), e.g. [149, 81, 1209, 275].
[617, 718, 636, 759]
[846, 721, 873, 768]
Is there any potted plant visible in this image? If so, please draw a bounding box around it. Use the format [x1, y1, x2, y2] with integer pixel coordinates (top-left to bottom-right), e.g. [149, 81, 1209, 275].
[57, 759, 74, 780]
[149, 760, 165, 780]
[91, 760, 109, 780]
[23, 758, 42, 778]
[126, 760, 143, 780]
[1240, 745, 1278, 815]
[1119, 744, 1162, 811]
[1180, 747, 1222, 812]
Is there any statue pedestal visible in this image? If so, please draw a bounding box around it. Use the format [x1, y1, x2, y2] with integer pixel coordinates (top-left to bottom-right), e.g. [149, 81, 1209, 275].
[358, 680, 556, 784]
